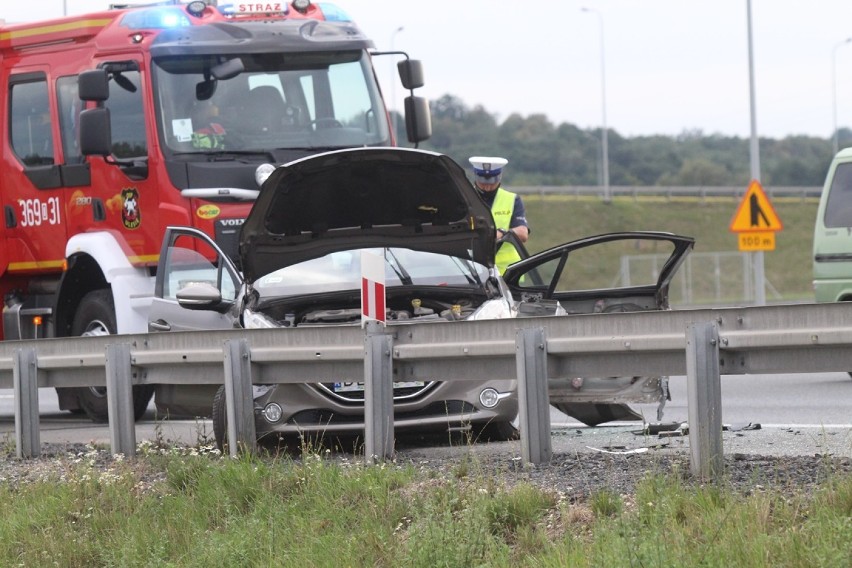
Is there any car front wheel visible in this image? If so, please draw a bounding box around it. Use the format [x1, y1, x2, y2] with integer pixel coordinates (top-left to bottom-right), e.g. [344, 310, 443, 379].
[475, 421, 519, 442]
[212, 385, 228, 451]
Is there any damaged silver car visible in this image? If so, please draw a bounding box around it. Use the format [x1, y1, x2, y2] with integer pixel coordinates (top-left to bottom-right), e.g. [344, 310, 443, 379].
[146, 147, 694, 448]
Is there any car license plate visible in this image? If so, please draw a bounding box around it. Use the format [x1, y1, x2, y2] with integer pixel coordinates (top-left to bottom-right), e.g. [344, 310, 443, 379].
[333, 381, 424, 392]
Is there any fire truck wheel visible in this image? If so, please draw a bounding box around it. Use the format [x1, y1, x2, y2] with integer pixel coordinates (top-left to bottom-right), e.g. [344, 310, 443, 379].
[70, 289, 155, 423]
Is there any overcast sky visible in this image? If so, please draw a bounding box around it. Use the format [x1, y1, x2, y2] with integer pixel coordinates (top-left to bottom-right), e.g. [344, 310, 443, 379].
[4, 1, 852, 139]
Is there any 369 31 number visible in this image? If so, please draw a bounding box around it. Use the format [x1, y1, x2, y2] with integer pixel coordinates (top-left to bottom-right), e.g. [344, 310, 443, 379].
[18, 197, 61, 227]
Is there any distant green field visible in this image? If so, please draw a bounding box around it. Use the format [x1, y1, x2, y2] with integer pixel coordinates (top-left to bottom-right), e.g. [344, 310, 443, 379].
[520, 195, 819, 306]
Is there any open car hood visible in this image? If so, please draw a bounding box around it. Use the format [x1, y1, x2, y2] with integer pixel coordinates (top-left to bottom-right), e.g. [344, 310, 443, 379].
[239, 148, 496, 282]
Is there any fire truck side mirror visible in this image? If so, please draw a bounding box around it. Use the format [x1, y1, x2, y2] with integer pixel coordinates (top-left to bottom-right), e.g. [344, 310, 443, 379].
[404, 95, 432, 144]
[78, 69, 110, 101]
[397, 59, 424, 90]
[79, 108, 112, 156]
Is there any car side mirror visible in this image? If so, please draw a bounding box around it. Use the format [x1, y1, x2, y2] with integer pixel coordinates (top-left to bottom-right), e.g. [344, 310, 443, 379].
[176, 281, 229, 312]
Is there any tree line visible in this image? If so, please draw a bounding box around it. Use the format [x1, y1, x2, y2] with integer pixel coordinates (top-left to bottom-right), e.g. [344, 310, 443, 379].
[413, 94, 852, 187]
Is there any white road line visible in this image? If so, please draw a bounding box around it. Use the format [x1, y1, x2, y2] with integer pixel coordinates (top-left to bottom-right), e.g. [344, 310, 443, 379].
[551, 422, 852, 429]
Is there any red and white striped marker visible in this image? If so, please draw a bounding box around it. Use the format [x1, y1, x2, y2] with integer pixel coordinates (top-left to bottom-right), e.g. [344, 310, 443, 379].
[361, 251, 386, 326]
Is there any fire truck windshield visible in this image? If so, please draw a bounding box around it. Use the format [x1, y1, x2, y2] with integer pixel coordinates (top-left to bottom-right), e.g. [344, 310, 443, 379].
[153, 50, 390, 155]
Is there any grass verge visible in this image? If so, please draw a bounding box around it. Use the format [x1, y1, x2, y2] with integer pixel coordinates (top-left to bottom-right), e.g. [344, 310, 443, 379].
[0, 443, 849, 567]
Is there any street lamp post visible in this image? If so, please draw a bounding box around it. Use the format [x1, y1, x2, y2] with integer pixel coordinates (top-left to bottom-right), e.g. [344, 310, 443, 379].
[832, 37, 852, 155]
[389, 26, 404, 138]
[746, 0, 765, 306]
[581, 7, 610, 203]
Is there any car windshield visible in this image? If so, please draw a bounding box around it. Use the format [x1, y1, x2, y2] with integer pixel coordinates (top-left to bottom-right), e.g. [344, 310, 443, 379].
[252, 247, 488, 299]
[153, 50, 390, 154]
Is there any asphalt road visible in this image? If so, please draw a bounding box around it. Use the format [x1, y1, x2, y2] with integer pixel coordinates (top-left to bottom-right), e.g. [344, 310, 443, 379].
[566, 372, 852, 460]
[1, 373, 849, 458]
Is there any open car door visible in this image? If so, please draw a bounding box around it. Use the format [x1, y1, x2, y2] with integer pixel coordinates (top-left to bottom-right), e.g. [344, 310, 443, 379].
[502, 231, 695, 426]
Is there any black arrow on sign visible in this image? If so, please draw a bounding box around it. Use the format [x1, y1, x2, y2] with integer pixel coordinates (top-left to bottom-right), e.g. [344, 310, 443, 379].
[749, 193, 770, 227]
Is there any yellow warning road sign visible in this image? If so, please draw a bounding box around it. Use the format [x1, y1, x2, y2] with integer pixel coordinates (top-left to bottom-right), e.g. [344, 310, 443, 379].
[729, 180, 783, 233]
[738, 231, 775, 251]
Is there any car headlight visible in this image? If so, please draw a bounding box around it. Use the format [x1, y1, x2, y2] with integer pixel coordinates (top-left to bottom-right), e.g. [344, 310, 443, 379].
[243, 309, 278, 329]
[255, 163, 276, 187]
[468, 298, 514, 321]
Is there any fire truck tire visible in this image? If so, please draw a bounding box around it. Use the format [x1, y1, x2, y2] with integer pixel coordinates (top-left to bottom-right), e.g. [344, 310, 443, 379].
[70, 289, 155, 423]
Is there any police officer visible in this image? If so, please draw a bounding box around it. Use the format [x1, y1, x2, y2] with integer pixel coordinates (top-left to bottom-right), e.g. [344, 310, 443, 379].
[469, 156, 529, 274]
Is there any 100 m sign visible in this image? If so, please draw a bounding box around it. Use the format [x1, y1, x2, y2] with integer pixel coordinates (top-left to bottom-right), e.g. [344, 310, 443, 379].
[738, 232, 775, 251]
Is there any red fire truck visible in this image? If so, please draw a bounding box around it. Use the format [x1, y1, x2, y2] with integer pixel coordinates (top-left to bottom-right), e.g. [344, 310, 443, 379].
[0, 0, 431, 421]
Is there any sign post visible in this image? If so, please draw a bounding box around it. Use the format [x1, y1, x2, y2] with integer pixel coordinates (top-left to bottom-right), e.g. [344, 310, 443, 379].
[744, 0, 765, 306]
[361, 251, 391, 461]
[361, 251, 386, 326]
[729, 180, 783, 303]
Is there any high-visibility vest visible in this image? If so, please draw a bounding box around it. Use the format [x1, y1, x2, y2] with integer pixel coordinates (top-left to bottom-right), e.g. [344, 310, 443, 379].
[191, 122, 226, 149]
[491, 187, 522, 274]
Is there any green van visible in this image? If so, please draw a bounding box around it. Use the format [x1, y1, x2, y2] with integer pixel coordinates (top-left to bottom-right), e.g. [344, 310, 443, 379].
[813, 147, 852, 301]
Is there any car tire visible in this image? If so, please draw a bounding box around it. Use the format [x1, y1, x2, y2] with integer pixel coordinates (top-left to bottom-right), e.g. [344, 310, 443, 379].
[70, 289, 155, 423]
[212, 385, 228, 451]
[475, 420, 519, 442]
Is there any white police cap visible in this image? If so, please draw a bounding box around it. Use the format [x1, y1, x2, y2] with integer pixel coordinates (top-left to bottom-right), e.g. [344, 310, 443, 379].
[469, 156, 508, 176]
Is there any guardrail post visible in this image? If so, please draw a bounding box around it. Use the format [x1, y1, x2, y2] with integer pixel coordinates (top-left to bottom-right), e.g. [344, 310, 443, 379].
[223, 338, 256, 457]
[13, 347, 39, 459]
[516, 327, 551, 465]
[106, 343, 136, 458]
[686, 321, 724, 481]
[364, 320, 393, 463]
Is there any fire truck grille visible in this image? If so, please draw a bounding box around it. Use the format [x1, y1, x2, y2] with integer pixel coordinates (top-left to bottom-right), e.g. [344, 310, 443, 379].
[214, 219, 245, 263]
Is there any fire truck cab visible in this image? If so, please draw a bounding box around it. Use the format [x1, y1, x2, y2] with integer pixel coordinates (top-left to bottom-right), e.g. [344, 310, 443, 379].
[0, 0, 431, 421]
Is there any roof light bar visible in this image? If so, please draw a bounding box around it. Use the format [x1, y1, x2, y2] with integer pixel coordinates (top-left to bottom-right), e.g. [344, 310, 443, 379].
[186, 1, 208, 17]
[292, 0, 311, 14]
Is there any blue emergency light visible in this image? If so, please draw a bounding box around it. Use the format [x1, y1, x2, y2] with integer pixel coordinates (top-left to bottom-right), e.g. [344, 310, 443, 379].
[120, 7, 192, 29]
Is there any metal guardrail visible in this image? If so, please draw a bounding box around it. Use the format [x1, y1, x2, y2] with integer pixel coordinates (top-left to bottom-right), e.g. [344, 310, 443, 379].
[3, 301, 852, 480]
[512, 185, 821, 200]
